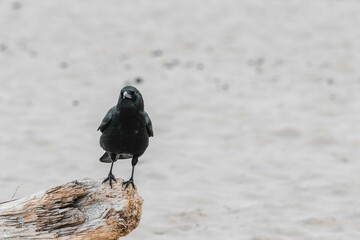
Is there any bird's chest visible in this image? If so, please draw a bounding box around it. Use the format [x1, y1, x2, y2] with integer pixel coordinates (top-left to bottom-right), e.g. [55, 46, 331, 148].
[106, 115, 146, 153]
[111, 114, 144, 139]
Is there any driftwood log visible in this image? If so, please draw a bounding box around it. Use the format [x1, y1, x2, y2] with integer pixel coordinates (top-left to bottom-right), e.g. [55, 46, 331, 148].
[0, 179, 143, 240]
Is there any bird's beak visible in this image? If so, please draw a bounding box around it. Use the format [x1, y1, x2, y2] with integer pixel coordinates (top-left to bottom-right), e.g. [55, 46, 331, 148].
[123, 91, 133, 99]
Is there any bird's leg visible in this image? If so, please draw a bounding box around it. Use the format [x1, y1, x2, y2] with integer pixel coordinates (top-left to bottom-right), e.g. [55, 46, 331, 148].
[123, 156, 138, 190]
[102, 159, 117, 188]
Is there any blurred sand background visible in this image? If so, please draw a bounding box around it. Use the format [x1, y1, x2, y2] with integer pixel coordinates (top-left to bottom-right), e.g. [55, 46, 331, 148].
[1, 0, 360, 239]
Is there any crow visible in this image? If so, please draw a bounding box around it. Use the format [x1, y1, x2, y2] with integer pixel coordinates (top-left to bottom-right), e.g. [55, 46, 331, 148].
[98, 86, 153, 189]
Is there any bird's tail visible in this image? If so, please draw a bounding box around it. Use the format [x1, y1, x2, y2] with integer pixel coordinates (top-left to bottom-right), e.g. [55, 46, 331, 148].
[99, 152, 112, 163]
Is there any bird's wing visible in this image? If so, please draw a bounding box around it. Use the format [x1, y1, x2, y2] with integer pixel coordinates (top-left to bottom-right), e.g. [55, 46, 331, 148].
[144, 111, 154, 137]
[99, 152, 112, 163]
[97, 106, 116, 132]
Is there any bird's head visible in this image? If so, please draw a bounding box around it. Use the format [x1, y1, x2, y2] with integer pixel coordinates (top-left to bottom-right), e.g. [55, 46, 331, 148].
[117, 86, 144, 111]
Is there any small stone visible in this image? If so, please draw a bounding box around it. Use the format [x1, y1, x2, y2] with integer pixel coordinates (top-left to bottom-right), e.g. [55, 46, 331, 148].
[135, 77, 143, 84]
[12, 1, 22, 10]
[196, 63, 204, 71]
[222, 83, 229, 91]
[256, 58, 265, 66]
[326, 78, 334, 85]
[72, 100, 79, 106]
[60, 62, 68, 69]
[151, 50, 163, 57]
[119, 54, 128, 61]
[0, 44, 7, 52]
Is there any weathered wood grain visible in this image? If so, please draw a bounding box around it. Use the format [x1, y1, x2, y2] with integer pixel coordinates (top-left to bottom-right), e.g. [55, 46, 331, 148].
[0, 179, 143, 240]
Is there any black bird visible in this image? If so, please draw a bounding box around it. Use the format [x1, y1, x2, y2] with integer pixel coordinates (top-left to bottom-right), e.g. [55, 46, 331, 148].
[98, 86, 153, 189]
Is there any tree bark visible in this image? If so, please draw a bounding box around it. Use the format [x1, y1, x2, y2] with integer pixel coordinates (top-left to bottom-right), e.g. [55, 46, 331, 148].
[0, 179, 143, 240]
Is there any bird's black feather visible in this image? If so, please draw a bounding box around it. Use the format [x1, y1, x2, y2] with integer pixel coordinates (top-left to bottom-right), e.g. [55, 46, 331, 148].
[99, 152, 111, 163]
[97, 106, 115, 132]
[98, 86, 153, 189]
[144, 111, 154, 137]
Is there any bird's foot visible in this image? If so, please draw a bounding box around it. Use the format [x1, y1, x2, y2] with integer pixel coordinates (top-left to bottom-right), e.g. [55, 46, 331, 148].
[102, 173, 117, 188]
[122, 178, 135, 190]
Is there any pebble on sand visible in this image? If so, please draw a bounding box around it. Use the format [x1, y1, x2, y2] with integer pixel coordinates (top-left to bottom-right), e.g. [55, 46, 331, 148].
[60, 62, 69, 69]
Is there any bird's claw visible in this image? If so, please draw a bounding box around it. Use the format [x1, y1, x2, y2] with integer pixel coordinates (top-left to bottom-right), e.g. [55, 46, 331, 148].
[122, 178, 135, 190]
[102, 173, 117, 188]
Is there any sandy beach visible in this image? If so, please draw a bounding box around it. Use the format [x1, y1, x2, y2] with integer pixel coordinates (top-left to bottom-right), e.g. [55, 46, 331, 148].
[1, 0, 360, 239]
